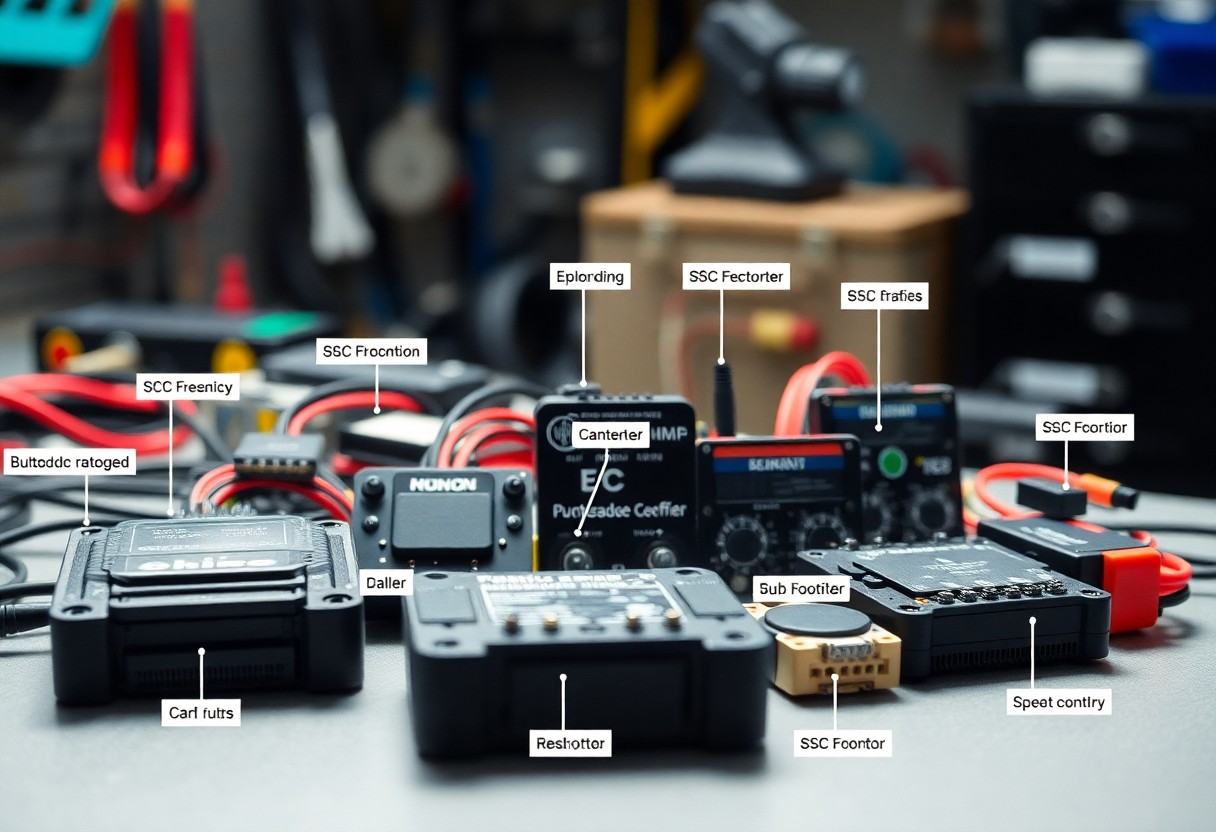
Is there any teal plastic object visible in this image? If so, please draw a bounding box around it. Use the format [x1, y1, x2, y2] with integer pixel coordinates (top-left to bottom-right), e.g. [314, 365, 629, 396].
[0, 0, 116, 67]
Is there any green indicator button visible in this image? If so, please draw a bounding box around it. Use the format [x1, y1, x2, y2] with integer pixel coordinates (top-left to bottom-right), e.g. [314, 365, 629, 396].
[878, 446, 907, 479]
[243, 311, 321, 340]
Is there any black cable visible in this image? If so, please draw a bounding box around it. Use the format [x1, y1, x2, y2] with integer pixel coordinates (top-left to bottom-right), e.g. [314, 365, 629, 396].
[1159, 585, 1191, 609]
[1100, 523, 1216, 537]
[0, 479, 168, 519]
[713, 360, 736, 437]
[422, 381, 551, 467]
[172, 401, 233, 462]
[0, 550, 28, 585]
[274, 378, 446, 433]
[1, 603, 50, 636]
[0, 580, 55, 603]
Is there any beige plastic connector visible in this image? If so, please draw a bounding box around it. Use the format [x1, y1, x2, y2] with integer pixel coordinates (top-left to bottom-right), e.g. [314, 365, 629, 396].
[745, 602, 901, 696]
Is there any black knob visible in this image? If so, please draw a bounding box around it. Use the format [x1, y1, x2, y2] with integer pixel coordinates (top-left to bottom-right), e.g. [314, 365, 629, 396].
[647, 545, 678, 568]
[724, 528, 763, 565]
[804, 525, 843, 550]
[506, 514, 523, 532]
[361, 476, 385, 500]
[502, 476, 525, 502]
[916, 499, 947, 532]
[362, 515, 379, 532]
[562, 545, 594, 570]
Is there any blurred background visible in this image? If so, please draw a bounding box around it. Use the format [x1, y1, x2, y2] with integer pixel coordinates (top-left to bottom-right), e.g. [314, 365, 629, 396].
[0, 0, 1212, 495]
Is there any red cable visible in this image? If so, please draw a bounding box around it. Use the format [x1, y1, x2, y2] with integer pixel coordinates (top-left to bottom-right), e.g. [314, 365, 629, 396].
[286, 391, 425, 435]
[474, 450, 535, 469]
[99, 0, 196, 214]
[0, 375, 193, 455]
[973, 463, 1193, 597]
[774, 351, 871, 435]
[437, 409, 535, 468]
[451, 425, 535, 469]
[208, 480, 350, 522]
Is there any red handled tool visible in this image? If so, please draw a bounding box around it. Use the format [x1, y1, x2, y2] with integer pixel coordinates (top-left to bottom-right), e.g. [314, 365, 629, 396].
[98, 0, 200, 214]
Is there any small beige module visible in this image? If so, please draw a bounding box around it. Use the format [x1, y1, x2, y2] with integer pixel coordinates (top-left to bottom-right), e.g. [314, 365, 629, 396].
[745, 602, 901, 696]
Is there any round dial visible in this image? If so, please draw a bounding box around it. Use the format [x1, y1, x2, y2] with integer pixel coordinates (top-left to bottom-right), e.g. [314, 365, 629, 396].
[797, 511, 850, 551]
[907, 484, 958, 537]
[716, 515, 768, 569]
[862, 491, 894, 542]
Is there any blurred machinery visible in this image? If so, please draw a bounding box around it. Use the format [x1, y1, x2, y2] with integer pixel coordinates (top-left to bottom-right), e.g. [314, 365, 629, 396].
[664, 0, 864, 200]
[962, 85, 1216, 497]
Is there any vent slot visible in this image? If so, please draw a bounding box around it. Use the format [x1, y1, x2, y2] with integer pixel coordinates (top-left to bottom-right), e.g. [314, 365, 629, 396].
[931, 642, 1078, 672]
[123, 645, 296, 694]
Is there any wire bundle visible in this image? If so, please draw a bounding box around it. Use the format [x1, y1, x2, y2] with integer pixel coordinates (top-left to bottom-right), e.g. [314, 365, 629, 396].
[0, 374, 197, 455]
[964, 462, 1197, 602]
[434, 408, 536, 470]
[421, 382, 550, 471]
[189, 463, 353, 521]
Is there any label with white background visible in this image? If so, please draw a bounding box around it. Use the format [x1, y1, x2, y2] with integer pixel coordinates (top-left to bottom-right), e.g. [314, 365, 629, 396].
[753, 576, 850, 603]
[683, 263, 790, 290]
[840, 282, 930, 309]
[1035, 414, 1134, 441]
[571, 421, 650, 449]
[530, 730, 613, 757]
[1007, 688, 1112, 716]
[360, 569, 414, 596]
[795, 730, 892, 757]
[3, 448, 136, 476]
[550, 263, 631, 290]
[161, 699, 242, 727]
[136, 373, 240, 401]
[316, 339, 427, 365]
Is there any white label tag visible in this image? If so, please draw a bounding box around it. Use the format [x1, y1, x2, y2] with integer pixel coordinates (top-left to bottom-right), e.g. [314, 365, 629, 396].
[136, 373, 240, 401]
[530, 730, 613, 757]
[571, 421, 650, 449]
[1035, 413, 1134, 441]
[752, 576, 850, 603]
[840, 282, 930, 309]
[1007, 688, 1112, 716]
[359, 569, 414, 596]
[549, 263, 631, 290]
[161, 699, 242, 727]
[3, 448, 136, 476]
[682, 263, 791, 290]
[794, 730, 893, 757]
[315, 338, 427, 365]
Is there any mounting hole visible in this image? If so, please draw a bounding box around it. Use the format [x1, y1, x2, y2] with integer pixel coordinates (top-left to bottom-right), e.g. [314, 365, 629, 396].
[63, 605, 90, 616]
[676, 568, 700, 575]
[424, 573, 448, 580]
[725, 631, 746, 640]
[434, 640, 458, 648]
[323, 594, 352, 604]
[898, 605, 921, 612]
[79, 528, 100, 536]
[1081, 589, 1103, 596]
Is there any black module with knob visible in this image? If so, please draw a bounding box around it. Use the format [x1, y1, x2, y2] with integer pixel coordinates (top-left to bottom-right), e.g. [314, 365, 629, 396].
[351, 467, 535, 618]
[809, 384, 963, 544]
[695, 434, 863, 595]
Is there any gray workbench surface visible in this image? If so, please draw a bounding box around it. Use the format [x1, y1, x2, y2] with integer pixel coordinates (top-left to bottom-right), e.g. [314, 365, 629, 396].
[1, 325, 1213, 831]
[2, 490, 1213, 832]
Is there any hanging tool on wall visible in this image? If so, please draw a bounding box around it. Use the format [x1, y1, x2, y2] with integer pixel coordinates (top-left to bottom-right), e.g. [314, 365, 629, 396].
[620, 0, 704, 184]
[285, 0, 375, 265]
[98, 0, 209, 215]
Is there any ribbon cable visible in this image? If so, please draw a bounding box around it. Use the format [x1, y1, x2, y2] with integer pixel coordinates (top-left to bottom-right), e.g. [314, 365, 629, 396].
[99, 0, 195, 214]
